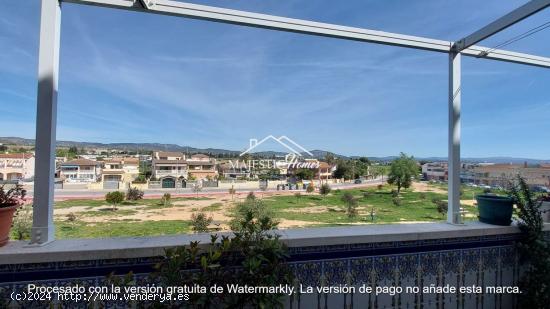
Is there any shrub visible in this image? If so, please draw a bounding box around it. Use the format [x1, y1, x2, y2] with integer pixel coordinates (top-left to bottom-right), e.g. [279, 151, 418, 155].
[392, 197, 401, 206]
[435, 200, 448, 216]
[363, 191, 371, 198]
[191, 212, 213, 233]
[483, 188, 492, 194]
[126, 187, 144, 201]
[230, 196, 276, 232]
[105, 191, 125, 211]
[341, 192, 358, 218]
[419, 192, 426, 200]
[157, 202, 292, 308]
[377, 184, 383, 191]
[161, 193, 172, 207]
[12, 204, 32, 240]
[319, 184, 331, 196]
[306, 183, 314, 193]
[391, 189, 399, 198]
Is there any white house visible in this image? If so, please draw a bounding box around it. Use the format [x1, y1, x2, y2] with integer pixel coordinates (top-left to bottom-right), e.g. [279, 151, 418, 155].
[60, 158, 101, 183]
[0, 153, 35, 181]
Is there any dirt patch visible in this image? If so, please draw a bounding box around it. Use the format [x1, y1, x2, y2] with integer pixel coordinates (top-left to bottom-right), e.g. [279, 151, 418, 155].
[412, 182, 447, 194]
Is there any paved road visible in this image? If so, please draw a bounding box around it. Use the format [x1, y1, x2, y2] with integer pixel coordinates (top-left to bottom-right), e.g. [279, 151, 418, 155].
[24, 178, 384, 200]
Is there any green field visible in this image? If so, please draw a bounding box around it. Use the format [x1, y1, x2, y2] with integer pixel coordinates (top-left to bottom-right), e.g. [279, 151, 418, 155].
[262, 185, 479, 225]
[55, 220, 192, 239]
[10, 183, 488, 240]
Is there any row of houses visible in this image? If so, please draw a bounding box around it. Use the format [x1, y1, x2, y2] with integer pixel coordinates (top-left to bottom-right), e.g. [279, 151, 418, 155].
[2, 150, 336, 188]
[422, 162, 550, 188]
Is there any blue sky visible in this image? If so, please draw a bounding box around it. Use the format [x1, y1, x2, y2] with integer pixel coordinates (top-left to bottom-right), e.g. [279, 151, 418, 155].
[0, 0, 549, 158]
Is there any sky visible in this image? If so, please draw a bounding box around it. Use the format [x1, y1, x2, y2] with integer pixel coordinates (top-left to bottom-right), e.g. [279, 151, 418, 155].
[0, 0, 549, 158]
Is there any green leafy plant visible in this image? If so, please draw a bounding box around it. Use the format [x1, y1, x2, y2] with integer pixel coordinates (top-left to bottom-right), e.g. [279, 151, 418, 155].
[155, 200, 292, 308]
[191, 212, 213, 233]
[230, 193, 276, 231]
[105, 191, 124, 211]
[126, 187, 144, 201]
[509, 176, 550, 308]
[341, 192, 358, 218]
[0, 184, 26, 208]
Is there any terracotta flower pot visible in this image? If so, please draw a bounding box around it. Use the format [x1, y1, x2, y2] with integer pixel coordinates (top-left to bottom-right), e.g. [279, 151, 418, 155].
[0, 205, 19, 247]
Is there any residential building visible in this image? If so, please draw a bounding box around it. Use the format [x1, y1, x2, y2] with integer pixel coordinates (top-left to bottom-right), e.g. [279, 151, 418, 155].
[187, 154, 217, 180]
[421, 162, 448, 181]
[152, 151, 188, 188]
[0, 153, 35, 181]
[472, 163, 550, 187]
[219, 161, 250, 179]
[316, 161, 334, 180]
[101, 157, 140, 184]
[59, 159, 101, 183]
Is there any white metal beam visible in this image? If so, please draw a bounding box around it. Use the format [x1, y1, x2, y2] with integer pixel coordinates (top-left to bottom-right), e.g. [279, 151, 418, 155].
[62, 0, 550, 68]
[454, 0, 550, 51]
[31, 0, 62, 245]
[448, 52, 462, 225]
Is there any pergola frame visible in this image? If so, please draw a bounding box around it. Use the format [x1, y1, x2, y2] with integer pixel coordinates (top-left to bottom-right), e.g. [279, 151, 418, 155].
[31, 0, 550, 244]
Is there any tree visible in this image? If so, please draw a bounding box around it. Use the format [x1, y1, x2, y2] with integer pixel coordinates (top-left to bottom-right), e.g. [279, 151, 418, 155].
[192, 182, 202, 199]
[228, 186, 236, 201]
[387, 153, 417, 194]
[341, 192, 358, 218]
[324, 153, 336, 165]
[0, 145, 7, 152]
[105, 191, 125, 211]
[295, 168, 315, 180]
[333, 162, 351, 180]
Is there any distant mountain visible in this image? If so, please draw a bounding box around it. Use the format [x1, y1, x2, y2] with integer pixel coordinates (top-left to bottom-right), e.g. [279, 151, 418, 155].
[1, 136, 549, 164]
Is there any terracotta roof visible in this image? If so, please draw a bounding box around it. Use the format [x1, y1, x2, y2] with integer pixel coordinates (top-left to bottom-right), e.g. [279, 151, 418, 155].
[61, 159, 99, 166]
[0, 153, 33, 159]
[318, 161, 331, 169]
[105, 157, 139, 165]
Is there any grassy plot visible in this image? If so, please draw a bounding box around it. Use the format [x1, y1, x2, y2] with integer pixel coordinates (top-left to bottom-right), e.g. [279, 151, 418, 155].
[262, 185, 479, 225]
[55, 220, 192, 239]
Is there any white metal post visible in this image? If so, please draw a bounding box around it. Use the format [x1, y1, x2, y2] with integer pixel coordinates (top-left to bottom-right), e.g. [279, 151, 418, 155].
[31, 0, 61, 245]
[448, 52, 462, 224]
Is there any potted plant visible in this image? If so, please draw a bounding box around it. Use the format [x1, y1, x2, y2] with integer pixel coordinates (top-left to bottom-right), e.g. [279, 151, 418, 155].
[476, 193, 514, 226]
[540, 194, 550, 223]
[0, 184, 27, 247]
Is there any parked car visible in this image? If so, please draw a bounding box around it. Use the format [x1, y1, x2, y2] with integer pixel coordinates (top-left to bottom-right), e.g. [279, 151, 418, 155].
[532, 186, 550, 193]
